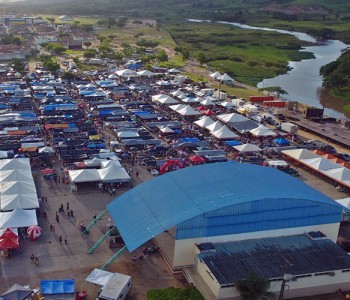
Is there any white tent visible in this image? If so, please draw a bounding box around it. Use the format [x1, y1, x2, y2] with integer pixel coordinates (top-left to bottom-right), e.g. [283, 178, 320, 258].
[137, 70, 155, 77]
[0, 158, 31, 171]
[1, 194, 39, 211]
[156, 80, 172, 86]
[171, 90, 186, 97]
[100, 160, 122, 169]
[281, 149, 319, 160]
[69, 169, 100, 183]
[1, 181, 36, 195]
[117, 131, 139, 138]
[158, 126, 174, 134]
[97, 165, 130, 183]
[169, 104, 186, 111]
[194, 116, 214, 128]
[250, 125, 277, 137]
[156, 96, 178, 105]
[0, 150, 8, 159]
[233, 144, 262, 152]
[116, 69, 137, 77]
[0, 170, 32, 182]
[38, 146, 55, 154]
[209, 71, 221, 79]
[200, 99, 216, 106]
[0, 208, 37, 228]
[217, 113, 248, 123]
[177, 106, 201, 116]
[218, 73, 234, 83]
[219, 101, 235, 108]
[211, 126, 239, 139]
[267, 160, 288, 167]
[302, 157, 343, 172]
[169, 68, 180, 74]
[324, 168, 350, 182]
[86, 268, 114, 286]
[206, 120, 224, 132]
[152, 94, 168, 101]
[181, 97, 198, 104]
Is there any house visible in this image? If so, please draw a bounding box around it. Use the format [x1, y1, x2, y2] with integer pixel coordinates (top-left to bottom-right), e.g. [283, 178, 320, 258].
[58, 15, 74, 22]
[60, 36, 83, 49]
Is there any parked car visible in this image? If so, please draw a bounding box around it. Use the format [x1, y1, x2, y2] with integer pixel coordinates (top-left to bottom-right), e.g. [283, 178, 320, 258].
[305, 140, 337, 154]
[336, 153, 350, 162]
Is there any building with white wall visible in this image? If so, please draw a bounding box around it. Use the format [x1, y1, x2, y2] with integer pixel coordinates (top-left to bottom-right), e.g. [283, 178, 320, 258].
[107, 163, 348, 299]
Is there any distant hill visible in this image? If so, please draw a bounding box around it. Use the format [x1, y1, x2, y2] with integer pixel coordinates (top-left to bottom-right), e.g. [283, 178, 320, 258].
[6, 0, 350, 22]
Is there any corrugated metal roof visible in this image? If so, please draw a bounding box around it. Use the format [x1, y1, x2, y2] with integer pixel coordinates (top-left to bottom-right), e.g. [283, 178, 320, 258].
[201, 235, 350, 285]
[107, 163, 343, 252]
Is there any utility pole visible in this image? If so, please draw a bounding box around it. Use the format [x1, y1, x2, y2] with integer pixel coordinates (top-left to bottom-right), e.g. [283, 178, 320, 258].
[278, 258, 295, 300]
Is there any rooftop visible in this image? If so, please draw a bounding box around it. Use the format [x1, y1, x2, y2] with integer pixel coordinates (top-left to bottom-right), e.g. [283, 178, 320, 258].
[200, 234, 350, 286]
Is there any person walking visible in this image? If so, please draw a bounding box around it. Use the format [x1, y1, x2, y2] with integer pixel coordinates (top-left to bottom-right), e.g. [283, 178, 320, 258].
[31, 254, 35, 264]
[135, 171, 139, 178]
[55, 212, 60, 223]
[64, 236, 67, 244]
[58, 235, 62, 244]
[50, 224, 53, 232]
[66, 202, 70, 211]
[34, 256, 39, 266]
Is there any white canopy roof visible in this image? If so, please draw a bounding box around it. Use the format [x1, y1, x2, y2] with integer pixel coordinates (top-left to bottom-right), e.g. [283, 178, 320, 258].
[100, 160, 122, 169]
[159, 126, 174, 133]
[181, 97, 198, 104]
[211, 126, 239, 139]
[116, 69, 137, 77]
[69, 169, 101, 183]
[0, 170, 32, 182]
[169, 104, 200, 116]
[282, 149, 319, 160]
[233, 143, 262, 152]
[218, 73, 234, 82]
[0, 158, 31, 171]
[323, 168, 350, 182]
[152, 94, 167, 101]
[194, 116, 214, 128]
[209, 71, 221, 79]
[86, 268, 114, 286]
[250, 125, 277, 137]
[219, 101, 235, 108]
[1, 193, 39, 211]
[217, 112, 248, 123]
[200, 99, 216, 106]
[156, 96, 178, 105]
[171, 90, 186, 97]
[97, 165, 130, 183]
[137, 70, 155, 77]
[169, 68, 180, 73]
[1, 181, 36, 195]
[206, 120, 224, 132]
[0, 208, 37, 228]
[302, 157, 344, 171]
[38, 146, 55, 154]
[267, 160, 288, 167]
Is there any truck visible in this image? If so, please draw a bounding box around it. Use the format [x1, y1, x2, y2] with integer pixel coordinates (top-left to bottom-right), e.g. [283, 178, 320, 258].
[281, 122, 298, 133]
[98, 273, 132, 300]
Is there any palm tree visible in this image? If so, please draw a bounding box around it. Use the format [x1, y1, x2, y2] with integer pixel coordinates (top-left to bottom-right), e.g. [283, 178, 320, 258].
[235, 272, 275, 300]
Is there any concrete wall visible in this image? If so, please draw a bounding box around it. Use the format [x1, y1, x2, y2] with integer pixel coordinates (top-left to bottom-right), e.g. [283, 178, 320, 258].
[173, 223, 340, 267]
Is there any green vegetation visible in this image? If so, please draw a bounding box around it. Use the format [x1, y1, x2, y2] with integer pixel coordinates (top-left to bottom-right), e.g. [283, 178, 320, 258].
[11, 59, 25, 74]
[320, 49, 350, 102]
[235, 272, 275, 300]
[45, 43, 66, 54]
[1, 34, 21, 45]
[147, 286, 204, 300]
[165, 22, 314, 86]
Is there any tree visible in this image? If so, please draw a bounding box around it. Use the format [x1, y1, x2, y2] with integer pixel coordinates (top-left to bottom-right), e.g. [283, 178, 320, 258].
[195, 52, 208, 65]
[43, 59, 60, 73]
[147, 286, 204, 300]
[156, 50, 168, 62]
[181, 47, 190, 60]
[45, 43, 66, 55]
[1, 35, 21, 45]
[84, 49, 97, 58]
[235, 272, 275, 300]
[61, 71, 76, 81]
[107, 17, 117, 27]
[46, 17, 55, 23]
[12, 58, 25, 73]
[83, 41, 92, 49]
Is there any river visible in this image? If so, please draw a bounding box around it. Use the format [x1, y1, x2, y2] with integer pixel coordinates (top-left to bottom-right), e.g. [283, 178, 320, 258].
[189, 19, 349, 119]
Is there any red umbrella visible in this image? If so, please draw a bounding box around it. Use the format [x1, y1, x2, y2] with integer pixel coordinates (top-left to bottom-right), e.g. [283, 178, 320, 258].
[197, 105, 207, 111]
[188, 155, 206, 163]
[41, 168, 54, 175]
[27, 226, 42, 241]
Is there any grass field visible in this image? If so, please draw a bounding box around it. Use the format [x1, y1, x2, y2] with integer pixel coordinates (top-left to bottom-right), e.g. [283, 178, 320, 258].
[164, 22, 314, 86]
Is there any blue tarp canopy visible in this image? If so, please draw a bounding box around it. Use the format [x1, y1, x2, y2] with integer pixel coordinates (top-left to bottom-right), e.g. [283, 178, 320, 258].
[274, 138, 290, 146]
[41, 279, 75, 295]
[225, 140, 242, 146]
[98, 110, 113, 116]
[133, 111, 150, 116]
[180, 138, 200, 143]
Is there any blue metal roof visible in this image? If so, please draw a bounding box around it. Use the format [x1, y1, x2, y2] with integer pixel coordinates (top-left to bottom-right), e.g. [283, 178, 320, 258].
[107, 162, 343, 252]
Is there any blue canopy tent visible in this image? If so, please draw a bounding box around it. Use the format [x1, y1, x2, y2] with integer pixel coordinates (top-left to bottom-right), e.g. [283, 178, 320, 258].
[274, 137, 290, 146]
[224, 140, 242, 146]
[41, 279, 75, 295]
